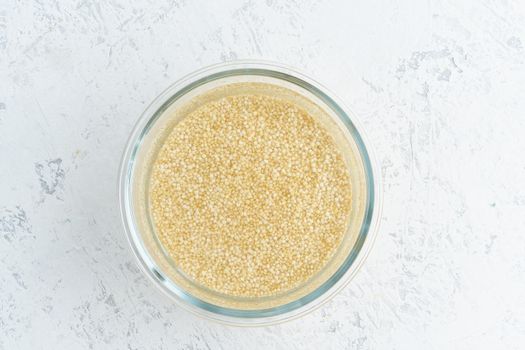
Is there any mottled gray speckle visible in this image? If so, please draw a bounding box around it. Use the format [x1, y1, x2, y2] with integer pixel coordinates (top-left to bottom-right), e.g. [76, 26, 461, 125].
[507, 36, 522, 50]
[0, 206, 31, 243]
[11, 273, 27, 289]
[485, 234, 498, 254]
[351, 336, 368, 350]
[437, 68, 451, 81]
[34, 158, 65, 200]
[105, 294, 116, 307]
[396, 49, 450, 75]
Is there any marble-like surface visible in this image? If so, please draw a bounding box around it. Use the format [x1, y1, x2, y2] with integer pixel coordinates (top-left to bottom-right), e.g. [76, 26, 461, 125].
[1, 1, 525, 349]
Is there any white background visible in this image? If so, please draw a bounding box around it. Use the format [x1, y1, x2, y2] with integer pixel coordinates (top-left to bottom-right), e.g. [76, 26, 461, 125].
[1, 1, 525, 349]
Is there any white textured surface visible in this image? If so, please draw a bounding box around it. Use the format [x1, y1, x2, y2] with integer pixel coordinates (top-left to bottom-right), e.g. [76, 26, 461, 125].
[1, 1, 525, 349]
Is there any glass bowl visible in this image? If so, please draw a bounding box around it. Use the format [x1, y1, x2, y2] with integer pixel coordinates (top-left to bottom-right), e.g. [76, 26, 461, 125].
[118, 61, 382, 326]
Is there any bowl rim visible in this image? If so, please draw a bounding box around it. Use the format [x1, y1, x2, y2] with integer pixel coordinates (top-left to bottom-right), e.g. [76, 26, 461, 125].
[118, 60, 382, 326]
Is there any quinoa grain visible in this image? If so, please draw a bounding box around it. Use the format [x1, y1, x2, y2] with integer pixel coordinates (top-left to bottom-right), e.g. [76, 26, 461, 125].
[149, 94, 352, 297]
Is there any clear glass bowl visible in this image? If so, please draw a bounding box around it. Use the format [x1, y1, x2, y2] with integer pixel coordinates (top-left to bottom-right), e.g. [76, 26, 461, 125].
[118, 61, 382, 326]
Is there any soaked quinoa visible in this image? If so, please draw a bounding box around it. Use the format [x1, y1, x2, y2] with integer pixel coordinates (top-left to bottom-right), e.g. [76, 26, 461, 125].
[149, 94, 352, 297]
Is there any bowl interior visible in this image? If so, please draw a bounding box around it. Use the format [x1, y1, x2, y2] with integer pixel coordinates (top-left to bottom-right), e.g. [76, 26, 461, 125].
[121, 68, 375, 320]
